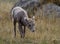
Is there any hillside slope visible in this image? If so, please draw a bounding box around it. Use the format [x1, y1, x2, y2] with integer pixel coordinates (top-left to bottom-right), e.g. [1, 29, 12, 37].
[0, 1, 60, 44]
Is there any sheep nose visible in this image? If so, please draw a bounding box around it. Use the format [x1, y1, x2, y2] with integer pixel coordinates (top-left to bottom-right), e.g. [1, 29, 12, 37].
[32, 30, 35, 32]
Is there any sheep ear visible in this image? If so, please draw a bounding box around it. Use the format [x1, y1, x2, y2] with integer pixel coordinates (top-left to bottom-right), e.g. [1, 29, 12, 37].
[32, 16, 35, 20]
[32, 16, 35, 23]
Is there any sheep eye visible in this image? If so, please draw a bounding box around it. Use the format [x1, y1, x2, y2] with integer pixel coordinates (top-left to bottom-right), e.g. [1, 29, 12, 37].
[29, 25, 31, 26]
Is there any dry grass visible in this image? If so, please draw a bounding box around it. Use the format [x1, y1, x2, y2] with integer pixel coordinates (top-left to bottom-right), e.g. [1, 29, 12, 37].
[0, 2, 60, 44]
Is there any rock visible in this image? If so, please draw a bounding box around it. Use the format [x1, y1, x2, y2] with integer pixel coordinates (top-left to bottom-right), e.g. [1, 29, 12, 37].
[42, 3, 60, 18]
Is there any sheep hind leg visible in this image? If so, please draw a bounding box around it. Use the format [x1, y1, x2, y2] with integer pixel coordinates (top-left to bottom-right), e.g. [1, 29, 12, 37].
[13, 19, 16, 38]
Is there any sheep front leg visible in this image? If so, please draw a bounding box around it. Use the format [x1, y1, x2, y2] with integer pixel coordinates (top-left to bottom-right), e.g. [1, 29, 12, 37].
[18, 22, 24, 38]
